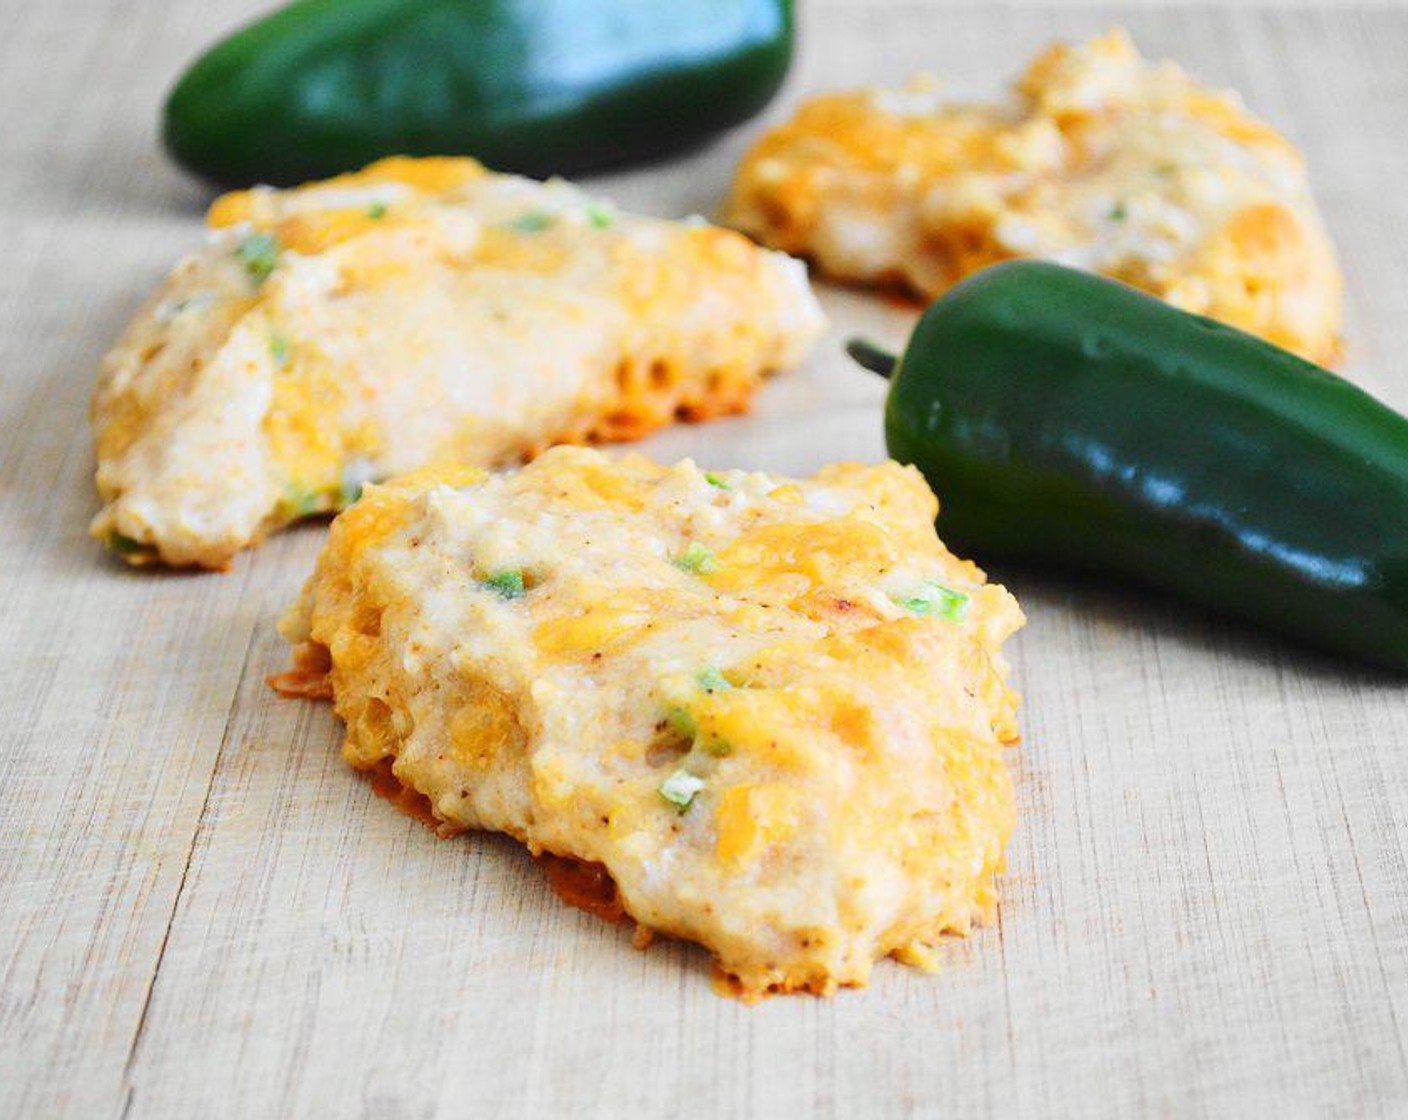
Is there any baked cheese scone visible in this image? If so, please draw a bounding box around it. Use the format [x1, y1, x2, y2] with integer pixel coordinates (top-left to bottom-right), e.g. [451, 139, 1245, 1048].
[92, 157, 824, 569]
[274, 446, 1024, 998]
[726, 29, 1342, 363]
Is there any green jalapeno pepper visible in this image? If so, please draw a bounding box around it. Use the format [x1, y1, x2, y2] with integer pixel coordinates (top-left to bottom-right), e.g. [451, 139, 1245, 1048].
[164, 0, 794, 188]
[850, 260, 1408, 672]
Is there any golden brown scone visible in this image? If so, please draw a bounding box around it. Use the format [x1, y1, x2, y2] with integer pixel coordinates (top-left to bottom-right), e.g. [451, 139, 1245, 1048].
[91, 158, 824, 569]
[274, 447, 1024, 998]
[726, 29, 1342, 363]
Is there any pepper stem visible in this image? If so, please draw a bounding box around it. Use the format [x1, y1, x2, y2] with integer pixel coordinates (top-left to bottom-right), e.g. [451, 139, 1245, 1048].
[845, 338, 899, 379]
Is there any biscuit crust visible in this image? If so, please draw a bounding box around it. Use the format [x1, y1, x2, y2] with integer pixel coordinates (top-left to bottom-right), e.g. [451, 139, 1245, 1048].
[91, 158, 824, 568]
[726, 30, 1342, 363]
[275, 447, 1025, 998]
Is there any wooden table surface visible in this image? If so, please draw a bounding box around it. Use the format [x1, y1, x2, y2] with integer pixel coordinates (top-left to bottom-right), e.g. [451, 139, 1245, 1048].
[4, 2, 1408, 1116]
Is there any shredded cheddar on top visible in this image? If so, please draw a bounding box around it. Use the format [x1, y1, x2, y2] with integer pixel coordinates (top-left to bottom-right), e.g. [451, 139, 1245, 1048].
[275, 447, 1026, 998]
[91, 157, 823, 568]
[725, 29, 1342, 364]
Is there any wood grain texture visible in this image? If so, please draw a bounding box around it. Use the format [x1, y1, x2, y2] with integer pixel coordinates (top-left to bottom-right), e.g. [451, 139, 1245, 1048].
[2, 3, 1407, 1117]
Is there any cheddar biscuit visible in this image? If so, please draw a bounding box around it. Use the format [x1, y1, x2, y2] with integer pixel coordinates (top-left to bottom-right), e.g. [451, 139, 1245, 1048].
[725, 29, 1341, 363]
[275, 447, 1025, 998]
[92, 158, 824, 568]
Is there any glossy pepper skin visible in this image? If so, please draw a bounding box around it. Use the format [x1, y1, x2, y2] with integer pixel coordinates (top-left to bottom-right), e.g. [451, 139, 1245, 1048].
[852, 261, 1408, 672]
[164, 0, 794, 189]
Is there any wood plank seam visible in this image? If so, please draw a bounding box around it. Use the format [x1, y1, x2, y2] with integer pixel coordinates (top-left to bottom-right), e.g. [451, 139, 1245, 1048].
[115, 605, 264, 1115]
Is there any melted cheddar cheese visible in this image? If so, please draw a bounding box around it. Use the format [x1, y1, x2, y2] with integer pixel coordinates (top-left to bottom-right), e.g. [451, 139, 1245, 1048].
[91, 157, 824, 568]
[725, 29, 1342, 363]
[275, 446, 1025, 998]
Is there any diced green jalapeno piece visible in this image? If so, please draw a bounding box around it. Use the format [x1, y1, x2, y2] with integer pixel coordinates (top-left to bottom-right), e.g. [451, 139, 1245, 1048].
[237, 232, 279, 285]
[338, 459, 378, 506]
[659, 769, 705, 813]
[269, 331, 291, 367]
[675, 542, 717, 575]
[897, 581, 969, 622]
[697, 667, 730, 692]
[666, 707, 698, 738]
[281, 484, 323, 518]
[106, 531, 149, 556]
[508, 210, 554, 233]
[484, 569, 526, 600]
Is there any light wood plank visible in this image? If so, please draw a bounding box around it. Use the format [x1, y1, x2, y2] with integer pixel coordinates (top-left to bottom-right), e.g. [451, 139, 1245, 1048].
[1, 4, 1406, 1119]
[0, 2, 284, 1115]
